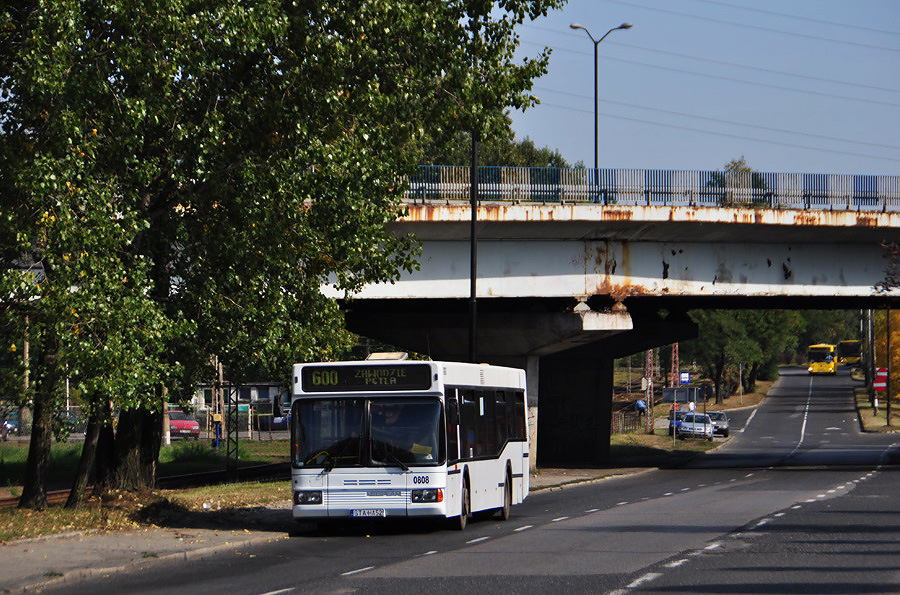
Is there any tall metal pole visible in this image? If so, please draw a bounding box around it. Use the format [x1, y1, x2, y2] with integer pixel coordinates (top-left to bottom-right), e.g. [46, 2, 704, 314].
[592, 41, 598, 175]
[469, 133, 478, 363]
[570, 22, 632, 189]
[888, 304, 892, 427]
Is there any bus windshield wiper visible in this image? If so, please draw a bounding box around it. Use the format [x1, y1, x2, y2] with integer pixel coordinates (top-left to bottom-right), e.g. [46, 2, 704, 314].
[375, 447, 409, 471]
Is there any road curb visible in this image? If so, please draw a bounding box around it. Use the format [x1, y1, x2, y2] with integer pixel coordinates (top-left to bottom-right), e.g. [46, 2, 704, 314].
[14, 534, 282, 594]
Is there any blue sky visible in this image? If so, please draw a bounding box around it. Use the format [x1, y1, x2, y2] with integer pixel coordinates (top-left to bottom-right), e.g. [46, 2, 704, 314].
[509, 0, 900, 176]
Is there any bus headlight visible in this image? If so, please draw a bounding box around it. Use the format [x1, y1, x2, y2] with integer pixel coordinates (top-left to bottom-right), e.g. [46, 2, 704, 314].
[294, 490, 323, 505]
[411, 488, 443, 503]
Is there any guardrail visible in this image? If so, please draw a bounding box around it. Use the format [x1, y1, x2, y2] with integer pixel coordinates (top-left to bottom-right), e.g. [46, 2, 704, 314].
[406, 165, 900, 211]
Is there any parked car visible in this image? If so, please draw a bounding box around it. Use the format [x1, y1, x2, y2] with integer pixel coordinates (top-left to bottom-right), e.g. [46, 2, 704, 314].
[676, 413, 713, 441]
[258, 413, 290, 431]
[667, 410, 689, 435]
[168, 410, 201, 440]
[706, 411, 729, 437]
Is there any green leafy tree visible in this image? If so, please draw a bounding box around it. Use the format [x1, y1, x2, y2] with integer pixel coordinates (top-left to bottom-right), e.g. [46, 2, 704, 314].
[1, 0, 566, 505]
[424, 123, 573, 167]
[706, 156, 769, 207]
[737, 310, 804, 391]
[683, 310, 760, 404]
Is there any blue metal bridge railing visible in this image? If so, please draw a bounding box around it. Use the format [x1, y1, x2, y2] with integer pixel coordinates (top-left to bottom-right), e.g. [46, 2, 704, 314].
[406, 166, 900, 211]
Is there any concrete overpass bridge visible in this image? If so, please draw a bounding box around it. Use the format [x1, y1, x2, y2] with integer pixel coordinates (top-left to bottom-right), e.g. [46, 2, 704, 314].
[329, 166, 900, 467]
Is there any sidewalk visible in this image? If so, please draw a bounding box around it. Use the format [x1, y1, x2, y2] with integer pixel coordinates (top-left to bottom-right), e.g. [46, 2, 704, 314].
[0, 468, 633, 593]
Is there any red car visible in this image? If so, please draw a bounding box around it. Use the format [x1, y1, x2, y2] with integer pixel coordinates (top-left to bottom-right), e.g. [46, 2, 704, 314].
[168, 410, 201, 440]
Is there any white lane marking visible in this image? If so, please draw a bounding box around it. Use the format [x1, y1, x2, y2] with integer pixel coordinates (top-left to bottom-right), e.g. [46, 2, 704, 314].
[741, 409, 758, 432]
[342, 566, 375, 576]
[586, 508, 600, 513]
[704, 543, 722, 550]
[754, 519, 769, 529]
[787, 379, 813, 459]
[680, 487, 690, 492]
[466, 536, 490, 544]
[791, 505, 802, 509]
[259, 589, 295, 595]
[514, 525, 533, 532]
[422, 550, 438, 556]
[665, 559, 689, 568]
[551, 516, 569, 522]
[616, 502, 629, 506]
[664, 492, 674, 496]
[626, 572, 662, 589]
[745, 473, 754, 478]
[774, 512, 786, 517]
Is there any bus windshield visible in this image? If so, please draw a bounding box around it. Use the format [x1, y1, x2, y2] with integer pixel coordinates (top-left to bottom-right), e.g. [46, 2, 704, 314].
[293, 397, 443, 468]
[807, 348, 832, 363]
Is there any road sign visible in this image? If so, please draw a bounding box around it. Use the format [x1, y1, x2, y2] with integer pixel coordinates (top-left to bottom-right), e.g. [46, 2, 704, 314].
[679, 371, 690, 385]
[874, 367, 888, 392]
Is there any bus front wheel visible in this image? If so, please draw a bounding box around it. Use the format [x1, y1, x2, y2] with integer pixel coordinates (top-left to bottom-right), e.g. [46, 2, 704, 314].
[451, 481, 470, 531]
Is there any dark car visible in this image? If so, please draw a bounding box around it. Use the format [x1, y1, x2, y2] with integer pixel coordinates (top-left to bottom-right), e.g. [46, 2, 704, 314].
[168, 410, 201, 440]
[258, 414, 290, 431]
[706, 411, 730, 437]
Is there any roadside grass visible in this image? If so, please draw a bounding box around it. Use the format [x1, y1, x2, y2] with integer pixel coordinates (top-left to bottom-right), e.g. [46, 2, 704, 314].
[0, 439, 290, 497]
[0, 440, 292, 543]
[855, 386, 900, 433]
[159, 480, 291, 512]
[0, 498, 141, 543]
[610, 429, 719, 468]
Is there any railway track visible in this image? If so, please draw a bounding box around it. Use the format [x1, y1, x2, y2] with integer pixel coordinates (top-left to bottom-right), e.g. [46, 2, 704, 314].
[0, 462, 290, 510]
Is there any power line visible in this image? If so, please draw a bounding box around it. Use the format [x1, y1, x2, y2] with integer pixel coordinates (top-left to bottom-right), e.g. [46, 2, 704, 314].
[534, 85, 900, 152]
[527, 41, 900, 108]
[600, 0, 900, 54]
[612, 40, 900, 95]
[533, 99, 900, 163]
[524, 23, 900, 94]
[693, 0, 900, 37]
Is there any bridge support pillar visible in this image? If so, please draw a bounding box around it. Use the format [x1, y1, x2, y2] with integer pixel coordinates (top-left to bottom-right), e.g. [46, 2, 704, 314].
[537, 348, 613, 467]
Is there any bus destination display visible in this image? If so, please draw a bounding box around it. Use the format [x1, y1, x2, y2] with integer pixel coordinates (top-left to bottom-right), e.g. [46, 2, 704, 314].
[301, 363, 433, 392]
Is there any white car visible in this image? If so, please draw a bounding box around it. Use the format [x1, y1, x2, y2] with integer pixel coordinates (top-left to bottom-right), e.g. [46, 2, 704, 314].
[676, 413, 714, 441]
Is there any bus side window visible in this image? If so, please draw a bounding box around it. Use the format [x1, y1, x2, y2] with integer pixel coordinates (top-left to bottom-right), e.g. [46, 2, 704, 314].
[460, 389, 476, 460]
[478, 390, 496, 457]
[446, 392, 460, 464]
[512, 391, 526, 440]
[495, 390, 508, 452]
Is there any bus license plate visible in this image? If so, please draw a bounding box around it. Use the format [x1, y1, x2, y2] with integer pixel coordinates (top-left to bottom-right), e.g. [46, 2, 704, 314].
[352, 508, 386, 518]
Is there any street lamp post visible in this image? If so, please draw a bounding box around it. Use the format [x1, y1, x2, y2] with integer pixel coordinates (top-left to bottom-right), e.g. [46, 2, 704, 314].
[570, 22, 632, 184]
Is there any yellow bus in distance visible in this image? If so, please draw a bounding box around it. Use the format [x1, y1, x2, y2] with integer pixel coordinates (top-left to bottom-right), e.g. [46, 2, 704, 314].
[837, 340, 861, 366]
[808, 344, 836, 375]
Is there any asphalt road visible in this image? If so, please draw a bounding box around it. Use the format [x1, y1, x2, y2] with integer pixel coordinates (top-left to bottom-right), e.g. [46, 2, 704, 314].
[44, 367, 900, 594]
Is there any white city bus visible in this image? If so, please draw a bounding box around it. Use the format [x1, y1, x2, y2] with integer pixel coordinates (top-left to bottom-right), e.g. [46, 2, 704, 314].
[290, 358, 529, 529]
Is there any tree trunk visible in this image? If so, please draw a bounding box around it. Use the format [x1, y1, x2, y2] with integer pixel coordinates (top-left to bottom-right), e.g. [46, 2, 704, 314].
[110, 403, 162, 492]
[94, 406, 115, 491]
[18, 348, 59, 509]
[65, 406, 101, 508]
[111, 408, 145, 491]
[139, 406, 162, 488]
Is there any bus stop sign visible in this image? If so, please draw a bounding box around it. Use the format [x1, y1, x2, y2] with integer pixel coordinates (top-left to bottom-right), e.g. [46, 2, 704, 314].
[874, 368, 888, 392]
